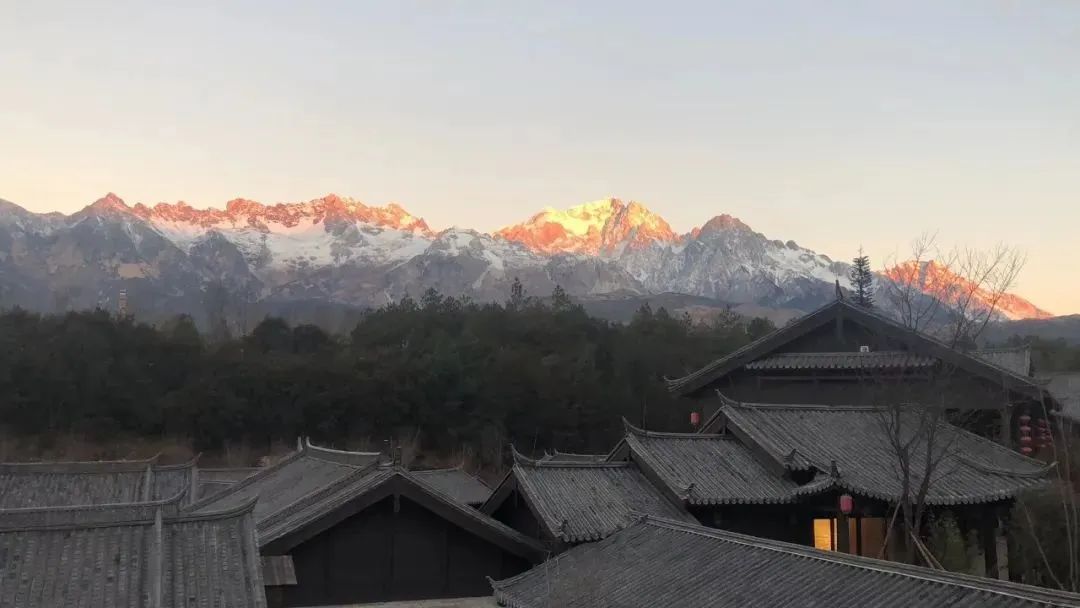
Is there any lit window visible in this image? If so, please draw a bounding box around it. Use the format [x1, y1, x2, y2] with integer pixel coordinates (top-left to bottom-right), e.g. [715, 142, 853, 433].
[813, 518, 835, 551]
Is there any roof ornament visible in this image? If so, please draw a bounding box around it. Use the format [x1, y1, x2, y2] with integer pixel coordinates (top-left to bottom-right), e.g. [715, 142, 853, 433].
[510, 444, 538, 467]
[829, 460, 840, 479]
[835, 279, 844, 301]
[684, 482, 696, 499]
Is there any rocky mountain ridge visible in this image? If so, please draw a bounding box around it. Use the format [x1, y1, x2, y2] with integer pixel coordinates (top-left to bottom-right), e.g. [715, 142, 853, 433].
[0, 194, 1052, 326]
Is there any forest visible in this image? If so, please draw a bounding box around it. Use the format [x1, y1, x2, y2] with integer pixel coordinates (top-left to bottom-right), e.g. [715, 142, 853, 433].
[2, 281, 1077, 469]
[0, 283, 777, 466]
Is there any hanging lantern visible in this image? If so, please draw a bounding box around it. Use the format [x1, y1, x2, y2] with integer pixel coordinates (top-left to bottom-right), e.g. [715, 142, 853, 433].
[840, 494, 854, 515]
[1020, 435, 1033, 444]
[1021, 446, 1034, 455]
[1019, 414, 1032, 424]
[690, 412, 701, 427]
[1020, 425, 1032, 434]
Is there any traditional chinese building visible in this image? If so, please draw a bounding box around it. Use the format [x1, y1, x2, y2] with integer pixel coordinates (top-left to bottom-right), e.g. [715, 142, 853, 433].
[666, 299, 1055, 442]
[486, 398, 1051, 576]
[0, 492, 267, 607]
[188, 439, 543, 607]
[616, 398, 1050, 572]
[0, 454, 199, 508]
[481, 448, 695, 551]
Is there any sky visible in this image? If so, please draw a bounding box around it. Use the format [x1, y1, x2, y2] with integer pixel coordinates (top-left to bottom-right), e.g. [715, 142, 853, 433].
[1, 1, 1078, 313]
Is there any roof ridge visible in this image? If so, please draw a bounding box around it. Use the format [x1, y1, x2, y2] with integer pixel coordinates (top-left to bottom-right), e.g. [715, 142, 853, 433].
[257, 461, 387, 530]
[765, 350, 914, 356]
[152, 454, 201, 471]
[551, 448, 606, 456]
[410, 464, 465, 474]
[974, 345, 1031, 354]
[165, 494, 261, 525]
[0, 486, 192, 531]
[304, 438, 383, 466]
[185, 448, 307, 512]
[669, 299, 1044, 397]
[623, 417, 727, 439]
[666, 301, 843, 392]
[513, 446, 632, 469]
[0, 454, 161, 473]
[257, 467, 397, 545]
[723, 399, 886, 412]
[638, 515, 1080, 603]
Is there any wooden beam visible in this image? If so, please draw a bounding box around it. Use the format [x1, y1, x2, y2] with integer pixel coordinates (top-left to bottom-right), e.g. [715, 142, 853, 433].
[837, 511, 851, 554]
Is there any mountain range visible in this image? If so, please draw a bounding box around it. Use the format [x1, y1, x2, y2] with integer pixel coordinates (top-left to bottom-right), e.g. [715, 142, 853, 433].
[0, 194, 1054, 329]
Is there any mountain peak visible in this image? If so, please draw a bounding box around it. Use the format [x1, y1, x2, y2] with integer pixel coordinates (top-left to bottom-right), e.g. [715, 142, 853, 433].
[882, 260, 1053, 321]
[693, 214, 750, 237]
[496, 197, 677, 255]
[87, 192, 130, 213]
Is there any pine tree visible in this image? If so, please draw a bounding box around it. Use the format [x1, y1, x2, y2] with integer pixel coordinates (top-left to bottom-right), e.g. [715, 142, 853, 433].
[849, 249, 875, 308]
[508, 277, 527, 310]
[550, 285, 573, 311]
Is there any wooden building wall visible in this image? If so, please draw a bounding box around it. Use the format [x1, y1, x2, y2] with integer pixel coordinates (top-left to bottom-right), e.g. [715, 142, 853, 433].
[490, 490, 547, 543]
[697, 319, 1032, 438]
[277, 495, 530, 607]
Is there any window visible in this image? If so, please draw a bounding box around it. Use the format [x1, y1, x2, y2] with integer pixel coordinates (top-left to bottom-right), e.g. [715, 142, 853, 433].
[812, 517, 885, 557]
[813, 518, 835, 551]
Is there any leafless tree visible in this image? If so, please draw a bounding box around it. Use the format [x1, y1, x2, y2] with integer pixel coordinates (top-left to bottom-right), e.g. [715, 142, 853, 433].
[882, 233, 1025, 349]
[872, 236, 1027, 569]
[1011, 384, 1080, 591]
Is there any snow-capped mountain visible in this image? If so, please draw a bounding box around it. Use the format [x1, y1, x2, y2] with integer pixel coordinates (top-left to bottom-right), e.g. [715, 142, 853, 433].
[881, 260, 1053, 321]
[0, 193, 1051, 326]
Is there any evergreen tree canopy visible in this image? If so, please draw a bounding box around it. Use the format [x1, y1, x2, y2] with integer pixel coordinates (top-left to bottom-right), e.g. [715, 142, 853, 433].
[849, 249, 875, 308]
[0, 287, 777, 464]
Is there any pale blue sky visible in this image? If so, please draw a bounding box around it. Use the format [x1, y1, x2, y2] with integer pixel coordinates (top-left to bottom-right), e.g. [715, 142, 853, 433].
[1, 1, 1077, 312]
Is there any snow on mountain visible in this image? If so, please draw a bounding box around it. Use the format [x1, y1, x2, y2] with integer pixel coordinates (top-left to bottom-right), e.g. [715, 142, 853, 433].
[882, 260, 1054, 321]
[495, 198, 678, 256]
[0, 193, 1054, 323]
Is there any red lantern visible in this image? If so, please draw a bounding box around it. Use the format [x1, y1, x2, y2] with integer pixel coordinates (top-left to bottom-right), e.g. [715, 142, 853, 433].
[1019, 415, 1032, 424]
[840, 494, 854, 515]
[690, 412, 701, 427]
[1021, 446, 1034, 455]
[1020, 436, 1033, 444]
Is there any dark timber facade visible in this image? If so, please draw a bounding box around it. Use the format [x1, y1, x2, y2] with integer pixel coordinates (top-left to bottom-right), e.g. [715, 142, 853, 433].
[188, 439, 544, 607]
[667, 299, 1058, 443]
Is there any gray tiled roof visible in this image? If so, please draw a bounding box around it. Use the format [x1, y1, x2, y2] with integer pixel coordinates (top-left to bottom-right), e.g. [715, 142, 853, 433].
[257, 465, 397, 545]
[0, 497, 266, 607]
[539, 450, 608, 464]
[0, 456, 197, 509]
[411, 466, 493, 506]
[257, 466, 544, 562]
[745, 351, 937, 371]
[715, 400, 1051, 505]
[975, 346, 1033, 377]
[491, 516, 1080, 608]
[620, 422, 827, 505]
[197, 467, 261, 500]
[188, 439, 381, 524]
[668, 300, 1047, 399]
[1042, 373, 1080, 422]
[490, 450, 694, 543]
